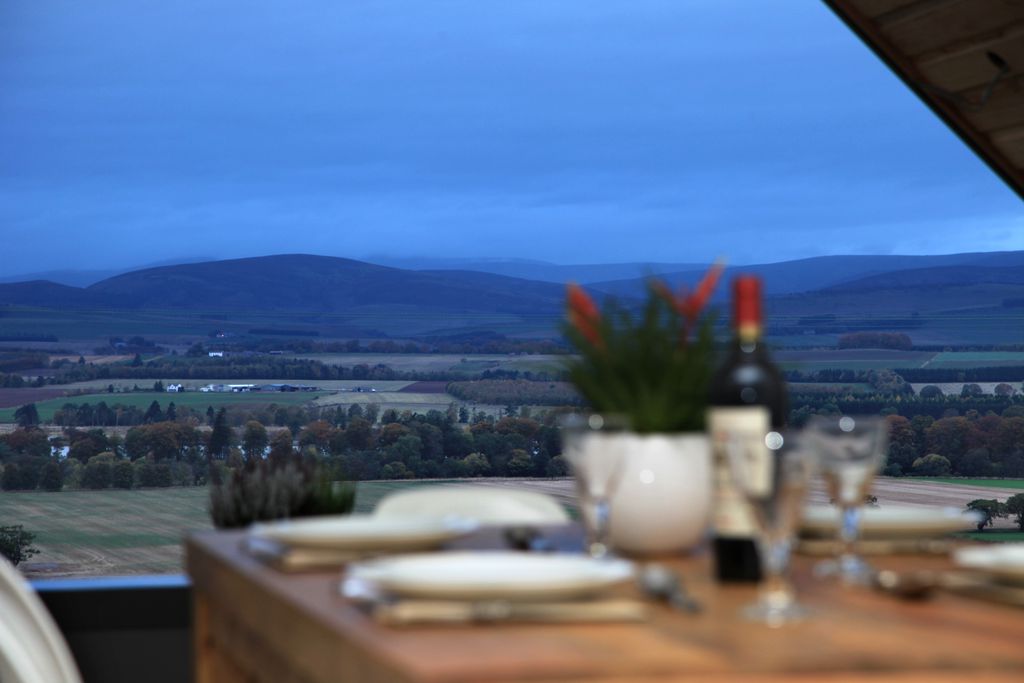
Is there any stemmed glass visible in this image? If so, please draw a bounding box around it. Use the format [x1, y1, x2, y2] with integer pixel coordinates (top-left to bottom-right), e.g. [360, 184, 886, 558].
[725, 429, 816, 626]
[805, 414, 889, 585]
[561, 414, 627, 559]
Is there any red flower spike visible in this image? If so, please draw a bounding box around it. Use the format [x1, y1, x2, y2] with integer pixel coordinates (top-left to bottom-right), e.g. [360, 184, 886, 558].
[680, 261, 724, 322]
[566, 283, 603, 348]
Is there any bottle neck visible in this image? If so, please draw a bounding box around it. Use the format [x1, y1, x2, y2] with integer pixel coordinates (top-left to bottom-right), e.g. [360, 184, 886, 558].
[736, 322, 762, 345]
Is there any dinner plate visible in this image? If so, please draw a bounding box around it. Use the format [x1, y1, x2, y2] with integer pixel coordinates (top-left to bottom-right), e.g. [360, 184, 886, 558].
[954, 544, 1024, 585]
[374, 486, 570, 525]
[347, 552, 636, 600]
[800, 505, 982, 539]
[249, 515, 478, 551]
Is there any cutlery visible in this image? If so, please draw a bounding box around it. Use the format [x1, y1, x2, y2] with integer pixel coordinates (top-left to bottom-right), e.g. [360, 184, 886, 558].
[798, 538, 954, 556]
[503, 526, 554, 552]
[873, 568, 1024, 607]
[638, 564, 701, 614]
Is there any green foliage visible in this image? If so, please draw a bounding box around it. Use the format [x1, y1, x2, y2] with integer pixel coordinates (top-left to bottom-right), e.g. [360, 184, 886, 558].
[208, 455, 355, 529]
[207, 407, 233, 457]
[1006, 493, 1024, 531]
[0, 525, 39, 566]
[563, 295, 715, 433]
[961, 383, 983, 397]
[241, 421, 269, 460]
[112, 461, 135, 489]
[911, 453, 952, 476]
[1, 463, 22, 490]
[965, 499, 1007, 530]
[38, 460, 63, 491]
[81, 461, 113, 489]
[135, 461, 173, 487]
[13, 403, 39, 427]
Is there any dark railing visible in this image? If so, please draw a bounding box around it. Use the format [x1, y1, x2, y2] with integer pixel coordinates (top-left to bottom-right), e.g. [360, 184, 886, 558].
[33, 575, 191, 683]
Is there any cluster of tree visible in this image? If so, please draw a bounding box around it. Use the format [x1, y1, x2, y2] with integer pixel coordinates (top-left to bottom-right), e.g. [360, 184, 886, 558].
[918, 383, 1019, 399]
[0, 372, 28, 388]
[45, 356, 475, 385]
[789, 393, 1023, 421]
[0, 351, 48, 374]
[837, 332, 913, 350]
[95, 336, 164, 354]
[49, 399, 208, 427]
[0, 525, 39, 566]
[0, 402, 575, 492]
[896, 366, 1024, 382]
[873, 413, 1024, 477]
[966, 496, 1024, 531]
[202, 333, 565, 356]
[447, 380, 580, 406]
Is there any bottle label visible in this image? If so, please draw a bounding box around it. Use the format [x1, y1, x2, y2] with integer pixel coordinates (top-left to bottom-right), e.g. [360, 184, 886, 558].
[707, 406, 771, 538]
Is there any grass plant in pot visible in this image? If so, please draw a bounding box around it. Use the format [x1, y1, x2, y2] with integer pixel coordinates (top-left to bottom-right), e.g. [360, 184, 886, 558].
[563, 264, 723, 555]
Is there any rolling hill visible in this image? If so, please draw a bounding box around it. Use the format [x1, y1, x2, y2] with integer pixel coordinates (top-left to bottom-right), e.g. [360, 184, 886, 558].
[0, 252, 1022, 344]
[590, 251, 1024, 298]
[0, 255, 567, 316]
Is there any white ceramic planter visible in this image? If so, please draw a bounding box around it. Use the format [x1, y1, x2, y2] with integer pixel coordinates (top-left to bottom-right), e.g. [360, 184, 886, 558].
[580, 432, 712, 556]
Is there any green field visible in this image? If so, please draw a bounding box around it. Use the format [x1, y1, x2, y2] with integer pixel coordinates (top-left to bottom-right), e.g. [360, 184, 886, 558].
[927, 351, 1024, 368]
[0, 488, 213, 576]
[916, 478, 1024, 490]
[0, 482, 454, 577]
[0, 390, 328, 423]
[312, 391, 468, 415]
[293, 353, 564, 375]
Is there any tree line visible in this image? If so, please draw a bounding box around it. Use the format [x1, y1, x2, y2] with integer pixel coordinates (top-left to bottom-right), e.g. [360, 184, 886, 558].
[0, 404, 573, 493]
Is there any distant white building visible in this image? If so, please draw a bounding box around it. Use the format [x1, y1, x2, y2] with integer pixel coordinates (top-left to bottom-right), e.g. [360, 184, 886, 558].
[166, 383, 183, 393]
[208, 351, 224, 358]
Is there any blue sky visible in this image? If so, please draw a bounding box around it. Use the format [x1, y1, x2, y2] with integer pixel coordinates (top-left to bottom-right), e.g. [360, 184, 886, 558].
[1, 0, 1021, 276]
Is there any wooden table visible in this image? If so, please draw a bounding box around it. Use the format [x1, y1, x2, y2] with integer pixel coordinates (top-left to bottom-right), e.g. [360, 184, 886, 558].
[187, 528, 1024, 683]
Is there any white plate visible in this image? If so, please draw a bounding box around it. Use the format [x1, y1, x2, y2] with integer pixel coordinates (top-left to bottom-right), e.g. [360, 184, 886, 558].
[347, 552, 635, 600]
[800, 505, 982, 539]
[374, 486, 569, 525]
[249, 515, 478, 551]
[955, 544, 1024, 584]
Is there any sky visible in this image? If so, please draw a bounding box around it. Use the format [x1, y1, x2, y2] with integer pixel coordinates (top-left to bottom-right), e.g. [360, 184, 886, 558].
[1, 0, 1021, 277]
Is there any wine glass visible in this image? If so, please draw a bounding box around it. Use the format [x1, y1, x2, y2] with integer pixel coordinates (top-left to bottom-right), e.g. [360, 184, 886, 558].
[561, 414, 627, 559]
[805, 414, 889, 585]
[725, 428, 816, 626]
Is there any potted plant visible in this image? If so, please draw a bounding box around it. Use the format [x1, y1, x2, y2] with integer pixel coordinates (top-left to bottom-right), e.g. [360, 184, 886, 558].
[562, 264, 722, 554]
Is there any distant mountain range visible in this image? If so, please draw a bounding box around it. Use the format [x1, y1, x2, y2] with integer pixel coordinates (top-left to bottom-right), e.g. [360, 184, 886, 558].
[0, 257, 217, 288]
[590, 251, 1024, 298]
[0, 255, 567, 316]
[0, 251, 1022, 343]
[363, 256, 708, 284]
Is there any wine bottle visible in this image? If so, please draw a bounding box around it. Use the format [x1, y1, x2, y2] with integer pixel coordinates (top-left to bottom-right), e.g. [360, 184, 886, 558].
[707, 275, 788, 583]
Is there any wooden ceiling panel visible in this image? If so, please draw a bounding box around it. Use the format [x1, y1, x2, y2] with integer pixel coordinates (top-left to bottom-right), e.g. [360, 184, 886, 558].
[916, 36, 1024, 92]
[825, 0, 1024, 199]
[964, 79, 1024, 132]
[879, 1, 1024, 56]
[849, 0, 920, 17]
[1000, 137, 1024, 167]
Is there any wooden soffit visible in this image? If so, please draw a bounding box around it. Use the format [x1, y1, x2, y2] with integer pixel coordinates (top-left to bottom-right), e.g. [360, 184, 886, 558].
[825, 0, 1024, 199]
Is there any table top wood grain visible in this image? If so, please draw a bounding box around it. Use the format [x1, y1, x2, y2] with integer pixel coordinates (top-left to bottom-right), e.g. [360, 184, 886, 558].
[186, 527, 1024, 683]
